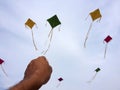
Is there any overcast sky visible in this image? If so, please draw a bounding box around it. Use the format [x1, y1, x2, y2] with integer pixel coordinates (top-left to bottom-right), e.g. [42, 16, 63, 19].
[0, 0, 120, 90]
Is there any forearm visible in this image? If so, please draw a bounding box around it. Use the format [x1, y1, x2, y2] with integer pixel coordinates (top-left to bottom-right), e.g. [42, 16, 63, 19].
[9, 56, 52, 90]
[9, 78, 42, 90]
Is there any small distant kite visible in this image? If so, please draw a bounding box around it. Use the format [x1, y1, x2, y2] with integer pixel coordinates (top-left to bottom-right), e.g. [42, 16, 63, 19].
[0, 58, 8, 77]
[42, 15, 61, 55]
[56, 77, 63, 87]
[25, 18, 38, 50]
[103, 35, 112, 58]
[88, 68, 101, 83]
[84, 8, 102, 48]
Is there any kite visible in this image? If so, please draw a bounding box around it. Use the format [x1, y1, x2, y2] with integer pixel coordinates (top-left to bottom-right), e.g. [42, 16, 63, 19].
[42, 15, 61, 55]
[88, 68, 101, 83]
[84, 8, 102, 48]
[103, 35, 112, 58]
[0, 58, 8, 77]
[56, 77, 63, 87]
[25, 18, 38, 50]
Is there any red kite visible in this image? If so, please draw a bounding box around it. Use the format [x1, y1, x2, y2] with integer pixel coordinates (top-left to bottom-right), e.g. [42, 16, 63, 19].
[103, 35, 112, 58]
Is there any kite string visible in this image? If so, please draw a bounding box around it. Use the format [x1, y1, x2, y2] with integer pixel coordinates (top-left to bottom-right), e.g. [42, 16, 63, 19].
[104, 43, 108, 58]
[1, 65, 8, 77]
[31, 30, 38, 50]
[84, 22, 93, 48]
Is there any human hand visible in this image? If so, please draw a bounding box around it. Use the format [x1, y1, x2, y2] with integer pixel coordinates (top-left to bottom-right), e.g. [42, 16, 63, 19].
[24, 56, 52, 88]
[9, 56, 52, 90]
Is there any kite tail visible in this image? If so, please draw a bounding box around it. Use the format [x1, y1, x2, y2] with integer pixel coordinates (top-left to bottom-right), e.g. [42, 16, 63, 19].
[58, 25, 61, 31]
[87, 72, 97, 83]
[48, 29, 53, 38]
[1, 65, 8, 77]
[45, 21, 47, 27]
[41, 29, 53, 55]
[42, 42, 51, 55]
[103, 40, 105, 44]
[35, 24, 38, 29]
[97, 17, 101, 23]
[48, 29, 53, 42]
[104, 43, 108, 58]
[56, 82, 61, 88]
[84, 22, 93, 48]
[85, 14, 89, 20]
[31, 30, 38, 50]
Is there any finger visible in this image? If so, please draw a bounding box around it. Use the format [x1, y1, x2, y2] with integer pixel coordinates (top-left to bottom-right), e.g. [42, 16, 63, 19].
[37, 56, 49, 63]
[33, 56, 50, 66]
[42, 65, 52, 85]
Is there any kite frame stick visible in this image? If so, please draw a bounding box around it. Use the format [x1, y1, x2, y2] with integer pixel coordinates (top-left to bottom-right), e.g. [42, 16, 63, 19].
[31, 30, 38, 50]
[84, 22, 93, 48]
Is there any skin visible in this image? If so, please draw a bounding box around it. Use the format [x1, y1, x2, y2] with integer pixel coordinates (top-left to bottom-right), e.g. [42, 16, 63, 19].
[9, 56, 52, 90]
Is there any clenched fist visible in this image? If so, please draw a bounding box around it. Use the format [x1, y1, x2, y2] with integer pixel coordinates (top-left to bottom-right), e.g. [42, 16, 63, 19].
[9, 56, 52, 90]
